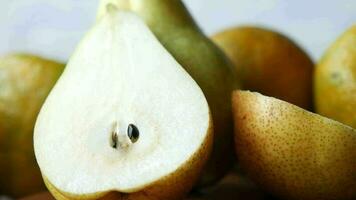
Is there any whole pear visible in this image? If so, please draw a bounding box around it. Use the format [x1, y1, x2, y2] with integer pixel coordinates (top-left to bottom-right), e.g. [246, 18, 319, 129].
[232, 90, 356, 200]
[97, 0, 239, 186]
[212, 26, 314, 110]
[0, 54, 64, 197]
[315, 25, 356, 128]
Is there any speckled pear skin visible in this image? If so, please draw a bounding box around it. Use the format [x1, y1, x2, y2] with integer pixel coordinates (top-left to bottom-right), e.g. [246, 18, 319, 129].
[97, 0, 240, 186]
[315, 25, 356, 128]
[232, 91, 356, 200]
[43, 121, 213, 200]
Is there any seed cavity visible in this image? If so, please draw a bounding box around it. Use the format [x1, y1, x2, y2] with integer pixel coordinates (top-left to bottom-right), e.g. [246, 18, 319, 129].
[128, 124, 139, 143]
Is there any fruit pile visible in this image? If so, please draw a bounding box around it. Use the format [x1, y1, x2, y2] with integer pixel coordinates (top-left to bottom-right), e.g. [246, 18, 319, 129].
[0, 1, 355, 200]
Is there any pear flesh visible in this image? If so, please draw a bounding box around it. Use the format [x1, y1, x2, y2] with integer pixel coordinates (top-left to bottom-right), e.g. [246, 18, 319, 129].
[232, 91, 356, 200]
[97, 0, 239, 186]
[34, 9, 212, 199]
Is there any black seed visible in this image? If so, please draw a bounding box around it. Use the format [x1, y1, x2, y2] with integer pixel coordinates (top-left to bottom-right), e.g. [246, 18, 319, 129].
[128, 124, 139, 143]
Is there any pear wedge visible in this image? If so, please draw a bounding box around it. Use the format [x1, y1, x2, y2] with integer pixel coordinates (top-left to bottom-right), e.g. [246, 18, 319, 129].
[232, 91, 356, 200]
[34, 9, 212, 200]
[0, 54, 64, 197]
[97, 0, 239, 186]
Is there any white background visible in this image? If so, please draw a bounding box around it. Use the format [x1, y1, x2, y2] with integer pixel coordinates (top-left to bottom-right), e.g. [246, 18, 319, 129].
[0, 0, 355, 62]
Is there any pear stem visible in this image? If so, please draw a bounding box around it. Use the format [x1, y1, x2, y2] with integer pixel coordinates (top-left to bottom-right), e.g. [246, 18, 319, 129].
[106, 3, 119, 15]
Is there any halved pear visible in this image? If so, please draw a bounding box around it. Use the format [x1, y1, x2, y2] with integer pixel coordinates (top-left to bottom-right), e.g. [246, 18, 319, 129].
[97, 0, 239, 186]
[34, 8, 212, 200]
[232, 91, 356, 200]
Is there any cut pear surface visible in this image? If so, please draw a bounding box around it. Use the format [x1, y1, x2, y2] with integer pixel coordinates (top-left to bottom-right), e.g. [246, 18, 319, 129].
[97, 0, 239, 187]
[232, 91, 356, 200]
[34, 9, 212, 198]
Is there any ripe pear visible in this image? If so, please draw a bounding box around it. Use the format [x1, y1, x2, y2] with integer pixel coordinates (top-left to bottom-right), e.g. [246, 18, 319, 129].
[97, 0, 239, 187]
[34, 9, 213, 200]
[0, 54, 63, 197]
[212, 26, 314, 109]
[212, 27, 314, 110]
[232, 90, 356, 200]
[315, 25, 356, 128]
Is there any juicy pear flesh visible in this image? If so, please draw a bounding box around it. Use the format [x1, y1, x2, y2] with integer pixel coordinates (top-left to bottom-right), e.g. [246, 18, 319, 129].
[0, 54, 64, 197]
[97, 0, 238, 187]
[34, 10, 212, 198]
[315, 25, 356, 128]
[232, 91, 356, 200]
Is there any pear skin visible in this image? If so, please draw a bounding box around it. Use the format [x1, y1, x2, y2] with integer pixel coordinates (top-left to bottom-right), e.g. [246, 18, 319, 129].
[232, 90, 356, 200]
[315, 25, 356, 128]
[0, 54, 64, 197]
[212, 26, 314, 110]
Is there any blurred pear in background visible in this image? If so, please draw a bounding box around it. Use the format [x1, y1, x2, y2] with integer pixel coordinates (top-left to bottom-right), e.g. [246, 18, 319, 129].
[315, 25, 356, 128]
[0, 54, 64, 197]
[212, 26, 314, 110]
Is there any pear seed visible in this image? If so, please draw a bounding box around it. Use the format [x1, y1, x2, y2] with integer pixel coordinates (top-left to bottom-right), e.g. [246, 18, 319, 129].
[128, 124, 139, 143]
[111, 131, 118, 149]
